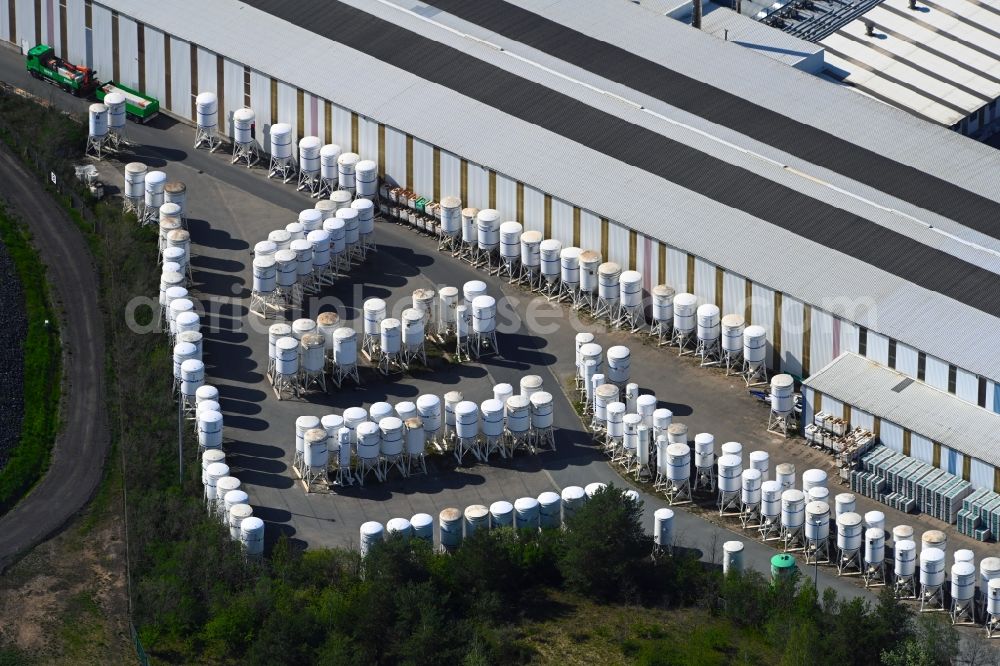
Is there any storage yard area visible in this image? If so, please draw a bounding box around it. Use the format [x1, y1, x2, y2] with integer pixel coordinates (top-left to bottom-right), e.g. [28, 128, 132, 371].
[4, 0, 1000, 661]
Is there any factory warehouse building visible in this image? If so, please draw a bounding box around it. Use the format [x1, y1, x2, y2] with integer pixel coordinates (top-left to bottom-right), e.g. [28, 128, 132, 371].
[6, 0, 1000, 490]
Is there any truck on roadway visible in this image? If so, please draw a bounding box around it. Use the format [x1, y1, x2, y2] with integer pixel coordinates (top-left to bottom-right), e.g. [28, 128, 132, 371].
[25, 44, 96, 95]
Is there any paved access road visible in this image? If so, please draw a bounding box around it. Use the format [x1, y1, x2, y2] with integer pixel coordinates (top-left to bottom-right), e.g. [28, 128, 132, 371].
[0, 144, 108, 572]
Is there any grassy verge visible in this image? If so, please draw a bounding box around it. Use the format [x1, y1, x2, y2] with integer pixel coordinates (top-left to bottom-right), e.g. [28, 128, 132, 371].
[0, 207, 61, 513]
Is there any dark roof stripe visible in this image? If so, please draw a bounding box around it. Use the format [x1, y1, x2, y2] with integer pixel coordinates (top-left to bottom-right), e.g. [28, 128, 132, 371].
[417, 0, 1000, 240]
[242, 0, 1000, 319]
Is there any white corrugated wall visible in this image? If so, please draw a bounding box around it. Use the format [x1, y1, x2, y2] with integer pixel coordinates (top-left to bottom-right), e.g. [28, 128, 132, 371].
[521, 186, 544, 232]
[990, 382, 1000, 414]
[196, 47, 215, 103]
[66, 0, 87, 64]
[496, 174, 517, 220]
[15, 0, 34, 52]
[357, 116, 378, 163]
[722, 271, 745, 320]
[580, 211, 601, 257]
[838, 319, 859, 357]
[640, 236, 657, 295]
[970, 459, 993, 490]
[551, 198, 573, 243]
[751, 283, 774, 368]
[607, 221, 629, 268]
[383, 126, 406, 188]
[925, 356, 949, 391]
[332, 104, 352, 152]
[249, 68, 271, 145]
[142, 27, 165, 107]
[802, 387, 814, 429]
[223, 58, 243, 138]
[956, 369, 978, 403]
[302, 91, 319, 139]
[0, 0, 9, 43]
[276, 80, 297, 153]
[412, 138, 434, 198]
[44, 0, 58, 54]
[940, 445, 961, 477]
[866, 331, 889, 366]
[822, 396, 843, 419]
[851, 408, 874, 431]
[693, 257, 715, 305]
[666, 247, 687, 293]
[910, 434, 933, 464]
[809, 308, 835, 374]
[439, 150, 461, 200]
[92, 6, 114, 87]
[880, 421, 903, 453]
[467, 163, 490, 211]
[118, 16, 139, 88]
[895, 342, 919, 378]
[168, 36, 190, 119]
[780, 295, 804, 377]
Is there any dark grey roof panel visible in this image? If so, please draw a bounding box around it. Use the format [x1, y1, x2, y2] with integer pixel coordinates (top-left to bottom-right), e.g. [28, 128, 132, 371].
[419, 0, 1000, 240]
[242, 0, 1000, 318]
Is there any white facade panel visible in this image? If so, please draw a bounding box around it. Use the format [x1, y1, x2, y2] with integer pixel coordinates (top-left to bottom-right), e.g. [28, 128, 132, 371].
[865, 331, 890, 366]
[0, 0, 9, 43]
[92, 6, 114, 88]
[142, 27, 165, 107]
[851, 408, 874, 432]
[276, 80, 297, 155]
[956, 369, 978, 404]
[722, 271, 745, 321]
[751, 283, 775, 368]
[495, 174, 517, 221]
[15, 0, 34, 53]
[357, 116, 378, 163]
[925, 356, 949, 391]
[118, 16, 139, 89]
[988, 381, 997, 414]
[607, 221, 629, 269]
[809, 308, 835, 375]
[332, 105, 352, 152]
[666, 247, 687, 294]
[467, 163, 490, 211]
[895, 342, 919, 378]
[223, 58, 243, 138]
[837, 319, 859, 358]
[940, 445, 961, 477]
[301, 91, 317, 140]
[249, 69, 271, 145]
[911, 434, 933, 464]
[168, 36, 190, 119]
[383, 127, 406, 188]
[580, 211, 602, 258]
[822, 396, 843, 419]
[780, 296, 804, 378]
[66, 0, 87, 64]
[802, 387, 814, 427]
[196, 47, 215, 102]
[412, 138, 434, 198]
[521, 186, 544, 233]
[43, 0, 58, 53]
[551, 198, 574, 244]
[693, 257, 715, 305]
[970, 459, 994, 490]
[880, 421, 903, 453]
[439, 151, 461, 201]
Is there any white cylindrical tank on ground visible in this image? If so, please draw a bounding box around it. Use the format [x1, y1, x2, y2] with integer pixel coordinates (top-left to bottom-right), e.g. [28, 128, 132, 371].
[748, 450, 769, 480]
[837, 512, 863, 552]
[462, 280, 487, 310]
[920, 548, 946, 587]
[520, 230, 542, 268]
[195, 92, 218, 135]
[952, 562, 976, 603]
[741, 469, 763, 505]
[666, 443, 690, 483]
[693, 432, 714, 467]
[476, 209, 501, 253]
[386, 517, 413, 541]
[835, 493, 856, 519]
[439, 196, 462, 236]
[304, 427, 329, 470]
[805, 501, 830, 542]
[980, 558, 1000, 595]
[337, 152, 359, 192]
[233, 108, 255, 144]
[359, 521, 384, 557]
[538, 491, 561, 529]
[105, 92, 126, 135]
[464, 504, 489, 538]
[723, 541, 744, 575]
[652, 285, 674, 323]
[606, 346, 631, 385]
[489, 500, 514, 529]
[654, 508, 674, 549]
[744, 326, 767, 368]
[895, 539, 917, 577]
[416, 394, 442, 437]
[584, 482, 607, 499]
[379, 417, 404, 457]
[472, 295, 496, 334]
[455, 401, 479, 440]
[580, 251, 601, 294]
[865, 527, 885, 565]
[761, 481, 782, 519]
[921, 530, 947, 556]
[560, 247, 581, 289]
[801, 468, 827, 494]
[721, 314, 745, 355]
[781, 489, 806, 530]
[530, 392, 554, 430]
[240, 517, 265, 557]
[598, 263, 621, 306]
[411, 513, 434, 543]
[145, 170, 167, 211]
[717, 455, 742, 493]
[619, 271, 642, 307]
[539, 239, 562, 285]
[355, 159, 377, 198]
[989, 579, 1000, 616]
[333, 328, 357, 367]
[440, 508, 463, 550]
[561, 486, 586, 522]
[771, 374, 794, 416]
[721, 441, 742, 461]
[229, 503, 253, 540]
[696, 304, 721, 344]
[88, 103, 109, 138]
[673, 293, 697, 336]
[775, 463, 795, 491]
[404, 417, 425, 456]
[270, 123, 292, 160]
[124, 162, 146, 199]
[864, 510, 885, 534]
[514, 497, 540, 530]
[320, 143, 341, 182]
[480, 399, 504, 439]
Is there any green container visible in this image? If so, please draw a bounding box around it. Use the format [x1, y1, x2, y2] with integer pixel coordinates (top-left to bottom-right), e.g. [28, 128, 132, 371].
[770, 553, 797, 582]
[415, 197, 428, 214]
[96, 81, 160, 123]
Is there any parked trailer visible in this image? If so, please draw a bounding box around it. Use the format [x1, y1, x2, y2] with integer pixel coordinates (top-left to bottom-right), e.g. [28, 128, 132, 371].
[96, 82, 160, 124]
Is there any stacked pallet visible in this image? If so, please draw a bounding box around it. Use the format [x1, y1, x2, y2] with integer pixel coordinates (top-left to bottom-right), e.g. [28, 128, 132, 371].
[958, 489, 1000, 542]
[850, 446, 974, 526]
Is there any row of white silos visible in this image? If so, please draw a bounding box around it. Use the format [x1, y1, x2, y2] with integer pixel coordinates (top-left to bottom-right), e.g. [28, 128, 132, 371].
[191, 93, 378, 201]
[123, 161, 187, 226]
[146, 171, 265, 559]
[359, 481, 649, 556]
[292, 374, 557, 494]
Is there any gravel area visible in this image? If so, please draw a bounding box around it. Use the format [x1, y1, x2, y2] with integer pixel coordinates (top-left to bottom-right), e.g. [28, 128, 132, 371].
[0, 236, 26, 469]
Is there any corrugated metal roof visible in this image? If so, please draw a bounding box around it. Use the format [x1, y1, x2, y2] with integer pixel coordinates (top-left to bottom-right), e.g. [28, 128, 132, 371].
[821, 0, 1000, 127]
[699, 5, 826, 71]
[804, 353, 1000, 469]
[100, 0, 1000, 385]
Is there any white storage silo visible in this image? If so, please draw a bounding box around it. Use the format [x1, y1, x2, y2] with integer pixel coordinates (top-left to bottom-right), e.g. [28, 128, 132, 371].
[240, 517, 265, 558]
[717, 454, 742, 516]
[194, 92, 220, 151]
[439, 508, 463, 552]
[920, 547, 946, 611]
[267, 123, 295, 182]
[723, 541, 744, 575]
[337, 152, 359, 193]
[538, 491, 562, 529]
[514, 497, 540, 530]
[86, 103, 109, 158]
[232, 108, 259, 167]
[464, 504, 490, 538]
[489, 500, 514, 529]
[578, 250, 601, 311]
[836, 512, 864, 575]
[695, 303, 721, 365]
[411, 513, 434, 543]
[671, 293, 697, 350]
[595, 262, 621, 320]
[228, 503, 253, 541]
[863, 527, 886, 586]
[653, 507, 674, 554]
[781, 488, 806, 550]
[318, 143, 341, 195]
[649, 284, 675, 345]
[561, 485, 586, 522]
[359, 521, 385, 557]
[386, 517, 413, 541]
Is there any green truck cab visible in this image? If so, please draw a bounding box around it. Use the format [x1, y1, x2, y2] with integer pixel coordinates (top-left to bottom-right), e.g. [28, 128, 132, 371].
[25, 44, 96, 95]
[96, 81, 160, 123]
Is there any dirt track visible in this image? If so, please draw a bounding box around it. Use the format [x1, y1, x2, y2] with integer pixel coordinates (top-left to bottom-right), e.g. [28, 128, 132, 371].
[0, 145, 108, 572]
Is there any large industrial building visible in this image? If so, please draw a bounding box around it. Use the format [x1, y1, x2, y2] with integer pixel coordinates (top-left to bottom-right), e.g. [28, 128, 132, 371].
[4, 0, 1000, 488]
